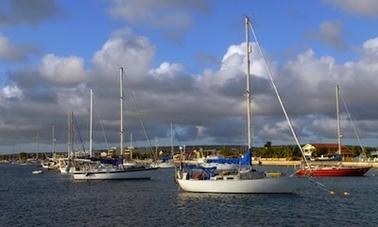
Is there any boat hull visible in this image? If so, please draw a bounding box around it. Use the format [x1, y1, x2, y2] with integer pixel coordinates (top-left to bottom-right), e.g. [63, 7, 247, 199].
[177, 176, 298, 194]
[72, 168, 156, 180]
[32, 170, 43, 175]
[296, 166, 371, 176]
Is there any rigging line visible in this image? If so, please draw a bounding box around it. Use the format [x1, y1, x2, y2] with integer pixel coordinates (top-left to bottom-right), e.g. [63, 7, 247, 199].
[248, 21, 350, 196]
[129, 92, 155, 158]
[73, 114, 86, 153]
[248, 22, 309, 168]
[94, 112, 110, 150]
[306, 177, 336, 194]
[339, 90, 367, 157]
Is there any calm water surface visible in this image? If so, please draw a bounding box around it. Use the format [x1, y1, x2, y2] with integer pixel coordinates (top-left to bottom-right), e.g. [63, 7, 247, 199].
[0, 164, 377, 226]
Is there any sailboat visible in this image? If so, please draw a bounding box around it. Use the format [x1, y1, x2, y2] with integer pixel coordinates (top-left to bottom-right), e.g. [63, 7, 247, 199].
[176, 17, 299, 193]
[296, 85, 371, 176]
[59, 112, 76, 174]
[73, 68, 156, 180]
[152, 121, 176, 168]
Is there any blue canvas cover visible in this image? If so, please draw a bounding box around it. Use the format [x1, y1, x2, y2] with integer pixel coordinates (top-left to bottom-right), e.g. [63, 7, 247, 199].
[205, 148, 252, 166]
[161, 155, 173, 162]
[90, 158, 122, 165]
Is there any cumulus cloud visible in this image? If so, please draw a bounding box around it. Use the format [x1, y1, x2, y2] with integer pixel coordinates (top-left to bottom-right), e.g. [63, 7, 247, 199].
[2, 28, 378, 151]
[149, 62, 183, 79]
[92, 29, 154, 77]
[39, 54, 87, 86]
[306, 21, 348, 50]
[0, 85, 23, 107]
[324, 0, 378, 17]
[362, 37, 378, 56]
[0, 33, 37, 62]
[0, 0, 62, 26]
[2, 85, 23, 99]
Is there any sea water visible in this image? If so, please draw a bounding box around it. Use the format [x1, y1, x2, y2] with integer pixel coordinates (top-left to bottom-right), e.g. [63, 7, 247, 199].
[0, 164, 377, 226]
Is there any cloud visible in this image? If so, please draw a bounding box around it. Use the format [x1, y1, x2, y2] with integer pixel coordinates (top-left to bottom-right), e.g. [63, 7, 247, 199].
[0, 0, 62, 26]
[2, 28, 378, 151]
[0, 85, 23, 108]
[324, 0, 378, 17]
[306, 21, 348, 51]
[108, 0, 210, 41]
[2, 85, 23, 99]
[0, 33, 37, 62]
[92, 28, 154, 77]
[39, 54, 87, 86]
[362, 37, 378, 56]
[149, 62, 183, 79]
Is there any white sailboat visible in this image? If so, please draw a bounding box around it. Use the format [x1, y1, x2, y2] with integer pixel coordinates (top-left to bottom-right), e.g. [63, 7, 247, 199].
[152, 121, 176, 168]
[176, 17, 300, 193]
[73, 68, 156, 180]
[59, 112, 75, 174]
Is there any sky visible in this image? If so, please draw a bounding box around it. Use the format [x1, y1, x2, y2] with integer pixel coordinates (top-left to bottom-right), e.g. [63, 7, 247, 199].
[1, 0, 378, 154]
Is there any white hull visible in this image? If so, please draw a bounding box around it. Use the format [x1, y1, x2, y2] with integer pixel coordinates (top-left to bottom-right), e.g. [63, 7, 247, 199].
[73, 168, 155, 180]
[151, 162, 175, 168]
[32, 170, 43, 175]
[59, 166, 74, 174]
[158, 162, 175, 168]
[177, 176, 298, 194]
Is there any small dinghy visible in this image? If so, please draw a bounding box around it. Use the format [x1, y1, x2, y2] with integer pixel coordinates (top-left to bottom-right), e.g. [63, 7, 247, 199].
[32, 170, 43, 175]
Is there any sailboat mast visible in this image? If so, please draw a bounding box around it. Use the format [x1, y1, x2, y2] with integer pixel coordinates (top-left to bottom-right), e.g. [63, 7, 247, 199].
[36, 130, 39, 159]
[336, 85, 341, 156]
[170, 121, 174, 155]
[67, 112, 70, 156]
[89, 89, 94, 158]
[130, 132, 133, 160]
[120, 67, 124, 156]
[52, 125, 55, 154]
[130, 132, 133, 147]
[70, 112, 74, 158]
[245, 16, 252, 149]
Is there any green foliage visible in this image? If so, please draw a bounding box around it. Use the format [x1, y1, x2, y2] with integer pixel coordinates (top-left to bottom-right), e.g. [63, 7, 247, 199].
[253, 145, 301, 159]
[312, 147, 328, 157]
[19, 152, 27, 160]
[264, 141, 272, 149]
[350, 146, 362, 157]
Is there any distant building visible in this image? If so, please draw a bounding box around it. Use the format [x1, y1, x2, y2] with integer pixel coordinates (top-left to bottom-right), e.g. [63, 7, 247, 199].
[302, 143, 352, 160]
[371, 151, 378, 162]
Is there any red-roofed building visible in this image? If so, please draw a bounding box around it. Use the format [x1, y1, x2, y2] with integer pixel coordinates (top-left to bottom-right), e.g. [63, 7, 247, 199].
[302, 143, 353, 160]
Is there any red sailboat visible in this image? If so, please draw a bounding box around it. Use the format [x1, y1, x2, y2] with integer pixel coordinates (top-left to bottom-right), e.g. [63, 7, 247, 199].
[295, 165, 371, 176]
[296, 85, 371, 177]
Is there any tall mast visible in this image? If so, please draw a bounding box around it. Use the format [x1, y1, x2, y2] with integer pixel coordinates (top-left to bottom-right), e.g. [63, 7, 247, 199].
[67, 112, 70, 157]
[170, 121, 174, 155]
[36, 130, 39, 159]
[70, 112, 74, 158]
[245, 16, 252, 149]
[129, 132, 133, 160]
[120, 67, 124, 156]
[89, 89, 94, 158]
[336, 85, 341, 156]
[52, 125, 56, 154]
[130, 132, 133, 147]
